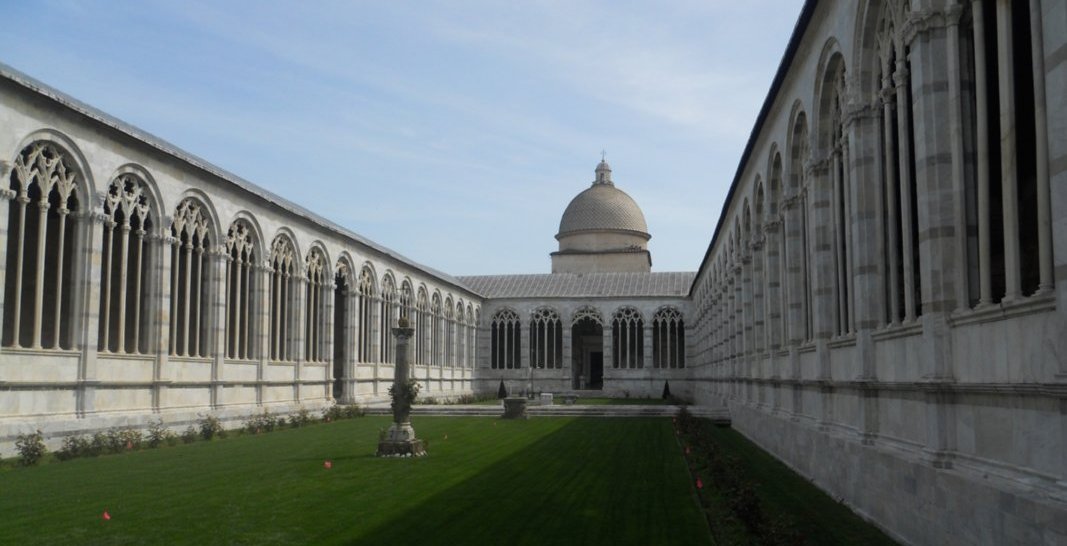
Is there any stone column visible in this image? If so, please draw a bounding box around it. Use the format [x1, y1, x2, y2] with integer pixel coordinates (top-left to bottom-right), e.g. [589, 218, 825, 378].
[1030, 0, 1054, 294]
[79, 205, 109, 416]
[208, 249, 226, 409]
[376, 324, 424, 457]
[257, 263, 271, 405]
[996, 0, 1022, 301]
[782, 194, 805, 345]
[0, 177, 14, 347]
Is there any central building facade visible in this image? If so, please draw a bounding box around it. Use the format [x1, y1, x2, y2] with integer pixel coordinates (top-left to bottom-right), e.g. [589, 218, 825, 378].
[463, 160, 690, 397]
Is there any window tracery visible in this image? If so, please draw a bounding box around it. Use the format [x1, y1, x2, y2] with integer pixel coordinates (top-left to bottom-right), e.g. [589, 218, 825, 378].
[3, 142, 82, 350]
[490, 308, 521, 369]
[356, 266, 376, 362]
[268, 235, 296, 361]
[612, 307, 643, 369]
[225, 220, 257, 360]
[99, 174, 154, 355]
[529, 307, 562, 369]
[169, 198, 211, 357]
[304, 248, 328, 363]
[652, 307, 685, 369]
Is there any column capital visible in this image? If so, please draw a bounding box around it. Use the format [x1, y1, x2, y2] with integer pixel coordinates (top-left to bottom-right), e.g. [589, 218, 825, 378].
[893, 63, 910, 89]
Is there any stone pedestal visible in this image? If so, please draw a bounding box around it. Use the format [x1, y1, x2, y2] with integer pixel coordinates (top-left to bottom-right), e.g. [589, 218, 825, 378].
[377, 421, 425, 457]
[503, 397, 528, 419]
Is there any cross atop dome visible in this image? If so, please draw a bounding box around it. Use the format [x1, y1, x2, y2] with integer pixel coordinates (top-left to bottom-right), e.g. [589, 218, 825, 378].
[594, 157, 613, 186]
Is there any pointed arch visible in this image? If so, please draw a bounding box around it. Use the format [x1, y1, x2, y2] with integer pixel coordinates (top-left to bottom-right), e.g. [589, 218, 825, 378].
[378, 272, 397, 363]
[611, 306, 644, 369]
[98, 169, 158, 355]
[652, 306, 685, 369]
[168, 195, 214, 358]
[355, 264, 377, 362]
[3, 139, 87, 350]
[490, 307, 521, 369]
[529, 306, 563, 369]
[224, 217, 259, 360]
[304, 244, 329, 363]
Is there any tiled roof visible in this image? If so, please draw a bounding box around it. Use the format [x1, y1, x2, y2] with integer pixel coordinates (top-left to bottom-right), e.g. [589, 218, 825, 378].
[458, 272, 695, 299]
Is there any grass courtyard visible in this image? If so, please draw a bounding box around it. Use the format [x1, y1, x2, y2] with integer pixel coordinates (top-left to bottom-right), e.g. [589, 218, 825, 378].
[1, 417, 708, 545]
[1, 415, 895, 545]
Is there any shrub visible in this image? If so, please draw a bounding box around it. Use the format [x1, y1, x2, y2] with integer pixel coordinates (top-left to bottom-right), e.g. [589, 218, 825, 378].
[662, 381, 671, 399]
[420, 396, 439, 405]
[497, 380, 508, 399]
[14, 430, 47, 466]
[321, 405, 342, 423]
[56, 435, 91, 461]
[321, 404, 364, 422]
[119, 428, 143, 451]
[290, 407, 313, 428]
[181, 425, 198, 444]
[147, 419, 169, 448]
[197, 414, 224, 440]
[243, 409, 278, 434]
[90, 431, 109, 455]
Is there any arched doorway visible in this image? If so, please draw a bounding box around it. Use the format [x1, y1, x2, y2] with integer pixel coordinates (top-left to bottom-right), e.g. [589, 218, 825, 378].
[571, 308, 603, 390]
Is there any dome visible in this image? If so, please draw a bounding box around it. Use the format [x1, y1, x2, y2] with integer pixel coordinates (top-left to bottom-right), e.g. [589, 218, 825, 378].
[556, 161, 649, 239]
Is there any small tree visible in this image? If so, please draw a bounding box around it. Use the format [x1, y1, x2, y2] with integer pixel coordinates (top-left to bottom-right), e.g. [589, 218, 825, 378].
[15, 430, 47, 466]
[662, 381, 672, 400]
[497, 380, 508, 399]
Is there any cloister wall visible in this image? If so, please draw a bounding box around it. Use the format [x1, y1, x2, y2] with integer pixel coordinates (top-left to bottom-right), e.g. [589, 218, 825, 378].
[0, 72, 481, 451]
[688, 1, 1067, 544]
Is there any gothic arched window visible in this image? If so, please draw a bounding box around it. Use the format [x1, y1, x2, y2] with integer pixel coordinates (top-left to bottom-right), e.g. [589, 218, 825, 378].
[268, 235, 297, 362]
[100, 174, 155, 355]
[3, 142, 82, 350]
[490, 308, 521, 369]
[529, 307, 563, 369]
[612, 307, 643, 369]
[356, 266, 376, 362]
[304, 247, 328, 363]
[652, 307, 685, 369]
[225, 220, 257, 360]
[169, 198, 211, 357]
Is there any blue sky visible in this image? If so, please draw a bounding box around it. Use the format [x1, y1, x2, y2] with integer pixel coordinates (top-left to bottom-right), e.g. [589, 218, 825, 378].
[2, 0, 804, 275]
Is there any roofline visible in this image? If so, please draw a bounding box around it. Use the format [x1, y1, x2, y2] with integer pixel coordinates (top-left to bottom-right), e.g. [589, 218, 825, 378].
[687, 0, 818, 298]
[554, 228, 651, 241]
[0, 62, 482, 300]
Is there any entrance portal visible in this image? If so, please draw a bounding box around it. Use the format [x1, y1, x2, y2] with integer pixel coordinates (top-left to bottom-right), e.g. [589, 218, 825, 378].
[572, 316, 603, 390]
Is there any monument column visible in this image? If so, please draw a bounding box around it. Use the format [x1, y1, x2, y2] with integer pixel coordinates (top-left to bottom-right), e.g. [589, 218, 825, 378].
[376, 320, 425, 457]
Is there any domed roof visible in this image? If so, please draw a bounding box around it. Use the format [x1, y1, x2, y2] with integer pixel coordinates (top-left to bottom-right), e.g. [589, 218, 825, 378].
[556, 161, 649, 238]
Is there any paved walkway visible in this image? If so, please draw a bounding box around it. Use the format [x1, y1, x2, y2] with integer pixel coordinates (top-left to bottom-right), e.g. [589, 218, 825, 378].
[363, 402, 730, 424]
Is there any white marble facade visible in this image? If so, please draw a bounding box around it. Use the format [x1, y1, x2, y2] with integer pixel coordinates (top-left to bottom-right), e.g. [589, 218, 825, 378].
[1, 0, 1066, 544]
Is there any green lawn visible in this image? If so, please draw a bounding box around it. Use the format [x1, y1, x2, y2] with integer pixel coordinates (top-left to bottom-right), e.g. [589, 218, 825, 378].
[0, 417, 709, 545]
[707, 425, 896, 545]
